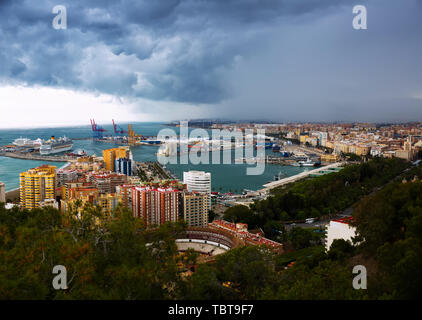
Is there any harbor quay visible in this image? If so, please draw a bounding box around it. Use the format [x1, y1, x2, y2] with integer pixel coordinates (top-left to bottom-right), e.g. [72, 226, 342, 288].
[0, 151, 76, 162]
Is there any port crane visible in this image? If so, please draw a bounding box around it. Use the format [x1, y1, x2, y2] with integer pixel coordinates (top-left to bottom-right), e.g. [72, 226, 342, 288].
[90, 119, 107, 140]
[127, 124, 142, 145]
[112, 119, 128, 135]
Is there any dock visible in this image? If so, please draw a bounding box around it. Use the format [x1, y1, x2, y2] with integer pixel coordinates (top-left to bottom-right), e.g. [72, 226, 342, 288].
[0, 152, 78, 162]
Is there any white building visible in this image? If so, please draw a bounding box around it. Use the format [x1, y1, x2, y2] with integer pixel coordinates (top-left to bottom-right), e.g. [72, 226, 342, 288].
[325, 217, 357, 251]
[0, 182, 5, 203]
[40, 199, 59, 210]
[183, 171, 211, 209]
[39, 199, 59, 210]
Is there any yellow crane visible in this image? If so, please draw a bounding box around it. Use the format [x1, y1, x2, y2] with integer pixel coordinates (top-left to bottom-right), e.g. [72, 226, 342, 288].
[127, 124, 141, 145]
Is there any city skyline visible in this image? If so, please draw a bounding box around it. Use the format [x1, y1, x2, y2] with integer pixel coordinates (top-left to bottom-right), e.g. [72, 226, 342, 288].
[1, 0, 422, 128]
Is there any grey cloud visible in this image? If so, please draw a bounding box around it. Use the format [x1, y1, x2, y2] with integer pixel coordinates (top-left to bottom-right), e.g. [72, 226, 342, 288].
[0, 0, 421, 122]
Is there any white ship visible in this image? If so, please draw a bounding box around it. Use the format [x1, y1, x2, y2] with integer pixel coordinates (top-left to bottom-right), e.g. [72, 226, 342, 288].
[39, 136, 73, 155]
[292, 158, 316, 167]
[13, 137, 44, 148]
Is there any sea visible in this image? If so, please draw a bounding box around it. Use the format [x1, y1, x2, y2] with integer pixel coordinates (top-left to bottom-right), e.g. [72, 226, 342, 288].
[0, 122, 308, 192]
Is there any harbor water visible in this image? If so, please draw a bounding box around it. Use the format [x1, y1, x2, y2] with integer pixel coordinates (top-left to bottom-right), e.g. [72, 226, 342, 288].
[0, 122, 308, 192]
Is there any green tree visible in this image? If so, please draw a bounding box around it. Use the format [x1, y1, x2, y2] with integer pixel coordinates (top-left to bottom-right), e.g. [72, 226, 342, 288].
[288, 227, 314, 249]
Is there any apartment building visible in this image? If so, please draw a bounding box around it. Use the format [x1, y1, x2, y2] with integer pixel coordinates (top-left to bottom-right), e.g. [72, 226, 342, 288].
[183, 171, 211, 209]
[20, 165, 56, 210]
[131, 186, 179, 226]
[183, 192, 209, 227]
[103, 147, 130, 171]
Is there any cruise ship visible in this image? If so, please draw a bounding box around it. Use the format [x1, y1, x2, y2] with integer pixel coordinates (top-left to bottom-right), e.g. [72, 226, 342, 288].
[13, 137, 44, 148]
[39, 136, 73, 155]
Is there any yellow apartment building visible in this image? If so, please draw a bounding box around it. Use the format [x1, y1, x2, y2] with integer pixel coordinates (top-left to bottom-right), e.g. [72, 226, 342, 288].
[20, 165, 56, 210]
[102, 147, 130, 171]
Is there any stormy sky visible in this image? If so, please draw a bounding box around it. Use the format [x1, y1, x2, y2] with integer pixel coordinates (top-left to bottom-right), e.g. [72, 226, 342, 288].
[0, 0, 421, 127]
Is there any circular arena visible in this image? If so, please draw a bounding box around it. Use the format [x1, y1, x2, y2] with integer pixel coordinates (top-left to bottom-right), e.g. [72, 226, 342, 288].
[176, 227, 243, 258]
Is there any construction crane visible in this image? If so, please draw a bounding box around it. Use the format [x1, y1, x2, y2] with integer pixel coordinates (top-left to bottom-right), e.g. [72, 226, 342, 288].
[112, 119, 128, 135]
[90, 119, 107, 140]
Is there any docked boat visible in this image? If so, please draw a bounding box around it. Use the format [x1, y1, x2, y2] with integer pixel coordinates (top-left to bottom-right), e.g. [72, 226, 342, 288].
[65, 149, 87, 157]
[279, 150, 291, 157]
[39, 136, 73, 155]
[13, 137, 44, 148]
[292, 158, 318, 167]
[139, 137, 162, 145]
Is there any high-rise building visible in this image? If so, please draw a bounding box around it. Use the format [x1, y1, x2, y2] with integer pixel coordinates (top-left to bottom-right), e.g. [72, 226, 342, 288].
[20, 165, 56, 210]
[183, 192, 209, 227]
[115, 158, 132, 176]
[132, 186, 179, 226]
[0, 182, 5, 203]
[183, 171, 211, 209]
[102, 147, 130, 171]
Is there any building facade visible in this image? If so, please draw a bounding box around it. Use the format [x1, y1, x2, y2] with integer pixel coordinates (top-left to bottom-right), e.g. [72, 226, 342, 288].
[20, 165, 56, 210]
[115, 157, 132, 176]
[102, 147, 130, 171]
[325, 217, 357, 251]
[131, 186, 179, 226]
[56, 168, 78, 186]
[87, 172, 127, 194]
[0, 182, 5, 203]
[183, 171, 211, 209]
[183, 192, 209, 227]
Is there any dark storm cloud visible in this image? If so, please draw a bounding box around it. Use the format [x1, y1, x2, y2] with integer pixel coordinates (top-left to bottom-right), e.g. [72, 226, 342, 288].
[0, 0, 421, 121]
[0, 0, 356, 100]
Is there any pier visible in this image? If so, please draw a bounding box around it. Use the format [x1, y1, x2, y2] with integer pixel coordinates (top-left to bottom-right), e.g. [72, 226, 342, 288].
[258, 162, 345, 193]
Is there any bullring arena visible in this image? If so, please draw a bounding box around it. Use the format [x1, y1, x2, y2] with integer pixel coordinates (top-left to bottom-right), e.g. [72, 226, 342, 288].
[176, 227, 244, 262]
[176, 222, 284, 264]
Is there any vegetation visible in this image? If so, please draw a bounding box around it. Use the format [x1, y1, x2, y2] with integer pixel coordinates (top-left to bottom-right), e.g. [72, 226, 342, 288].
[1, 159, 421, 300]
[221, 158, 409, 240]
[189, 171, 422, 300]
[137, 165, 150, 182]
[0, 203, 187, 299]
[352, 177, 422, 299]
[222, 158, 409, 241]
